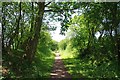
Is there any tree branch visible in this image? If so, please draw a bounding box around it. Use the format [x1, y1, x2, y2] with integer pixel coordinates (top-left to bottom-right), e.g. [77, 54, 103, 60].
[44, 8, 77, 12]
[45, 2, 51, 7]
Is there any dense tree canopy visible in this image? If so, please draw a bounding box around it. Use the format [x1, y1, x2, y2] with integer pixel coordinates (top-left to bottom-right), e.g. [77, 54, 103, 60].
[59, 2, 120, 78]
[1, 1, 120, 79]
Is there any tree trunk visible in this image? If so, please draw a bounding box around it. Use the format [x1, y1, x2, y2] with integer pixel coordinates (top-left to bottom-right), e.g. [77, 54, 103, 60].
[25, 2, 45, 63]
[16, 2, 22, 49]
[111, 3, 119, 61]
[30, 2, 34, 32]
[2, 3, 5, 50]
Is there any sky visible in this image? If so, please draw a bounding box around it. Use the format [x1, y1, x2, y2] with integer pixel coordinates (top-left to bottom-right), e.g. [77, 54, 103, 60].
[49, 13, 78, 42]
[47, 9, 104, 42]
[49, 20, 101, 42]
[50, 22, 66, 42]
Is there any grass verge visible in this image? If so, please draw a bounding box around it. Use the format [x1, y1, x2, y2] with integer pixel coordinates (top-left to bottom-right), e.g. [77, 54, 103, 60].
[32, 51, 55, 78]
[60, 50, 119, 79]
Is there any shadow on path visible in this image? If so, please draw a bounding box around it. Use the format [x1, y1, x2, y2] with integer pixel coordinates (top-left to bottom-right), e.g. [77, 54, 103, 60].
[50, 53, 71, 78]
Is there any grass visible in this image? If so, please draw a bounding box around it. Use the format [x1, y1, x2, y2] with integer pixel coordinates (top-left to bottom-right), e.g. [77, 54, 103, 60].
[60, 50, 120, 79]
[2, 51, 55, 79]
[32, 51, 55, 78]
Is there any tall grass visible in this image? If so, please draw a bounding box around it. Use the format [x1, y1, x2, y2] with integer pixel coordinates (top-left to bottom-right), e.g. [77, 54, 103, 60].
[60, 49, 119, 79]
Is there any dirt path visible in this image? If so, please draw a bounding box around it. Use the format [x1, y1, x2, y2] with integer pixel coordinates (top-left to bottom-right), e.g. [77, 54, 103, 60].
[50, 53, 71, 78]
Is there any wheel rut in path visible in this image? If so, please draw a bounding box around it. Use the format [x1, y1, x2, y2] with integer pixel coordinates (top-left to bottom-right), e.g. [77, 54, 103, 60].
[50, 53, 71, 78]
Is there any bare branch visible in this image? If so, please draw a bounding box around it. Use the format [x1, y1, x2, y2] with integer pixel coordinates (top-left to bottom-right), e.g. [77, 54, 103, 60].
[35, 2, 39, 5]
[45, 2, 51, 7]
[44, 8, 77, 12]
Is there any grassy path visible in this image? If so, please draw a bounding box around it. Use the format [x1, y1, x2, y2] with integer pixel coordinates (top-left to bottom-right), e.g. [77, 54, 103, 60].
[50, 53, 71, 78]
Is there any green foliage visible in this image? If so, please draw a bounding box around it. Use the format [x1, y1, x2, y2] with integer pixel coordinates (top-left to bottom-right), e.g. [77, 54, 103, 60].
[58, 39, 68, 51]
[2, 2, 120, 79]
[50, 40, 58, 51]
[59, 2, 120, 79]
[40, 27, 58, 52]
[2, 24, 55, 79]
[31, 51, 55, 78]
[61, 50, 119, 78]
[62, 58, 119, 78]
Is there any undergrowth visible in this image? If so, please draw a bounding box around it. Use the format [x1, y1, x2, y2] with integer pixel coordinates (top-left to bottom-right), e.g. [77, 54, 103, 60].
[60, 50, 119, 79]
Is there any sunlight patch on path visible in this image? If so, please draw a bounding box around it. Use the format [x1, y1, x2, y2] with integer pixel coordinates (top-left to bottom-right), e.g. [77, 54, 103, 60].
[55, 53, 61, 60]
[50, 52, 71, 78]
